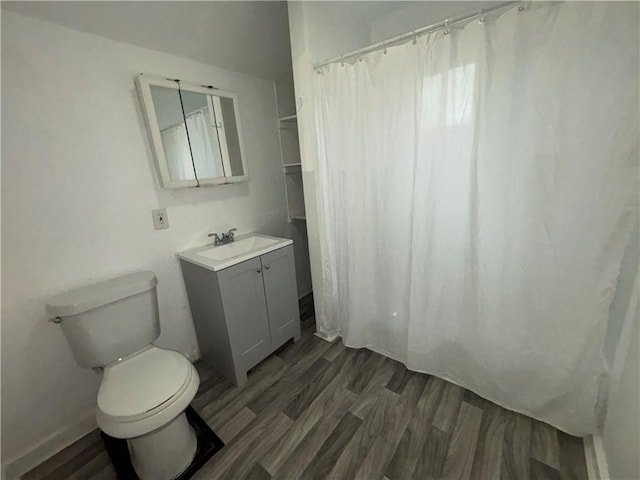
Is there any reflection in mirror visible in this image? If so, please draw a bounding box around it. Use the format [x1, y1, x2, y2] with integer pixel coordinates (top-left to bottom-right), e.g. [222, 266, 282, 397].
[218, 96, 245, 177]
[179, 90, 225, 178]
[149, 86, 196, 181]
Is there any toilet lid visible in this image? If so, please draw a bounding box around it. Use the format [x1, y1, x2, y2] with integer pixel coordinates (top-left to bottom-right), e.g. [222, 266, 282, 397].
[98, 347, 191, 419]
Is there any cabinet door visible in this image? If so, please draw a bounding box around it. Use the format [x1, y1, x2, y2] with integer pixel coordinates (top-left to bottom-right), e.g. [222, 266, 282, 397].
[261, 245, 301, 346]
[217, 257, 272, 371]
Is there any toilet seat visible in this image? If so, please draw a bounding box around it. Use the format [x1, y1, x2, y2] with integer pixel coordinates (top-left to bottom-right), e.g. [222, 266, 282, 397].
[96, 346, 199, 439]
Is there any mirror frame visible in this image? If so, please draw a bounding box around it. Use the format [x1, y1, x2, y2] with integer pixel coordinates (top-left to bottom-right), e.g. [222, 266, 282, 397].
[136, 74, 249, 189]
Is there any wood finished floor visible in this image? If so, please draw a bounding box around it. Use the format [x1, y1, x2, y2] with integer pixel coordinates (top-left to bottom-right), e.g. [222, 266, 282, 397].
[24, 295, 588, 480]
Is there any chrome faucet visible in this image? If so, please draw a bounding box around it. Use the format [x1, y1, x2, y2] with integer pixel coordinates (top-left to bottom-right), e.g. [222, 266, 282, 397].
[208, 228, 237, 246]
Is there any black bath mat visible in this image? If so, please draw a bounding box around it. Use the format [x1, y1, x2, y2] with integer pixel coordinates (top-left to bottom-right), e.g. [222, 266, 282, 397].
[101, 406, 224, 480]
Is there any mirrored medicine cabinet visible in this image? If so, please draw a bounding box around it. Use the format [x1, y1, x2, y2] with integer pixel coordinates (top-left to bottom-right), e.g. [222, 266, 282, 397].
[136, 74, 248, 189]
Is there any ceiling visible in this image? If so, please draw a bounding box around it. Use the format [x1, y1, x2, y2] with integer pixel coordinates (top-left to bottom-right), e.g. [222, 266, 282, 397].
[1, 1, 294, 82]
[1, 1, 505, 82]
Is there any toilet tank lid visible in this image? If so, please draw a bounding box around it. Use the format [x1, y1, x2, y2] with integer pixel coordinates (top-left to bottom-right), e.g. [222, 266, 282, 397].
[46, 271, 158, 318]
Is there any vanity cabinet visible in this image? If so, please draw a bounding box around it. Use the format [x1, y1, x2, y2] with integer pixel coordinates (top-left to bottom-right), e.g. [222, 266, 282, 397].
[179, 245, 300, 386]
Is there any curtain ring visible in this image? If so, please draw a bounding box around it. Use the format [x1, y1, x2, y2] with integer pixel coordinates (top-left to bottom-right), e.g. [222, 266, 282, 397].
[519, 2, 525, 11]
[341, 55, 344, 67]
[358, 49, 363, 62]
[383, 41, 388, 54]
[444, 19, 450, 35]
[412, 31, 417, 45]
[478, 9, 485, 24]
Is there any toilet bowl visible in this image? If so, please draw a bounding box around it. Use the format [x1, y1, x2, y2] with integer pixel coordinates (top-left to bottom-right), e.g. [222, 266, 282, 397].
[46, 271, 200, 480]
[97, 346, 200, 479]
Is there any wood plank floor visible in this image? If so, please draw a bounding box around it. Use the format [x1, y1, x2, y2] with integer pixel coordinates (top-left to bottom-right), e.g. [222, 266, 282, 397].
[24, 294, 588, 480]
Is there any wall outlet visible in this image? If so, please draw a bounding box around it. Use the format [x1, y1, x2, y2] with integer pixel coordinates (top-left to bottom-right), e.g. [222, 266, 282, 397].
[152, 208, 169, 230]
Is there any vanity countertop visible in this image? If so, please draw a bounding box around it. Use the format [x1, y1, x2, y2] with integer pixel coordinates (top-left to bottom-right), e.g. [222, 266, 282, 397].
[176, 233, 292, 272]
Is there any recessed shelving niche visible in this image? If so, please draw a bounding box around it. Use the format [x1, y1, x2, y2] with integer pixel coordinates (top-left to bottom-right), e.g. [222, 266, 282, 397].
[275, 84, 305, 222]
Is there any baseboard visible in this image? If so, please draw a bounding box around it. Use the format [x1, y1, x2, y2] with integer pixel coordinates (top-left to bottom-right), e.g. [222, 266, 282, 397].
[313, 330, 340, 343]
[2, 412, 97, 479]
[584, 434, 610, 480]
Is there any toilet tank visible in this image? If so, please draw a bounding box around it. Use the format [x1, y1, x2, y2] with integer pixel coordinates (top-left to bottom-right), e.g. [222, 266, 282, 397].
[46, 271, 160, 368]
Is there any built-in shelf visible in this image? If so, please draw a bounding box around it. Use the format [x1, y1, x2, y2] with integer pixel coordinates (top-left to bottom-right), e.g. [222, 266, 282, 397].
[275, 84, 305, 224]
[278, 115, 297, 123]
[283, 163, 302, 173]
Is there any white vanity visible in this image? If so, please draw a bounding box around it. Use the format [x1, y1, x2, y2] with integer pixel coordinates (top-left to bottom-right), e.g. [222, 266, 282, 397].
[178, 234, 301, 386]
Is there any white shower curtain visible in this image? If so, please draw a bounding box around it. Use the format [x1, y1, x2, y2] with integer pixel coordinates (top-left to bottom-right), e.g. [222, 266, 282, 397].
[161, 121, 196, 180]
[315, 1, 638, 435]
[161, 109, 225, 180]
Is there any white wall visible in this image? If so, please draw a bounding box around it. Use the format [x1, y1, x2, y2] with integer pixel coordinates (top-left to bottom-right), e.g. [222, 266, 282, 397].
[368, 1, 501, 44]
[1, 1, 294, 83]
[1, 10, 309, 474]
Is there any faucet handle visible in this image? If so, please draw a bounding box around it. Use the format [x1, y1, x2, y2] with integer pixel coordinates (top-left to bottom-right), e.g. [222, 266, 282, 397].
[208, 232, 222, 244]
[227, 228, 237, 239]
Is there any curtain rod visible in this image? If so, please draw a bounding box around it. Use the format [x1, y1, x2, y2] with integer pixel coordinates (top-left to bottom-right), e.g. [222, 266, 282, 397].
[160, 106, 209, 133]
[313, 1, 520, 70]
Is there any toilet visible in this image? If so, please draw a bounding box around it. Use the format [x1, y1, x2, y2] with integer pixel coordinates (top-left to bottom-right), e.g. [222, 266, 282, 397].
[46, 271, 200, 480]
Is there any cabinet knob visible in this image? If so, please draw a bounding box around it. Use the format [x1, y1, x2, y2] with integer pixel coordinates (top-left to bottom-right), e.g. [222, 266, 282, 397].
[256, 268, 262, 273]
[265, 265, 270, 270]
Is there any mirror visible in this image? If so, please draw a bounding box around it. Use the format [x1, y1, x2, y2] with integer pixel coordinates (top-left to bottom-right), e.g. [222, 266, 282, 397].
[149, 85, 197, 182]
[137, 74, 248, 189]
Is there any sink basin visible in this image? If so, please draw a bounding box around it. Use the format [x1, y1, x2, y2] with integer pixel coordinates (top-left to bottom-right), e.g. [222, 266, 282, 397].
[197, 236, 280, 262]
[177, 233, 293, 271]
